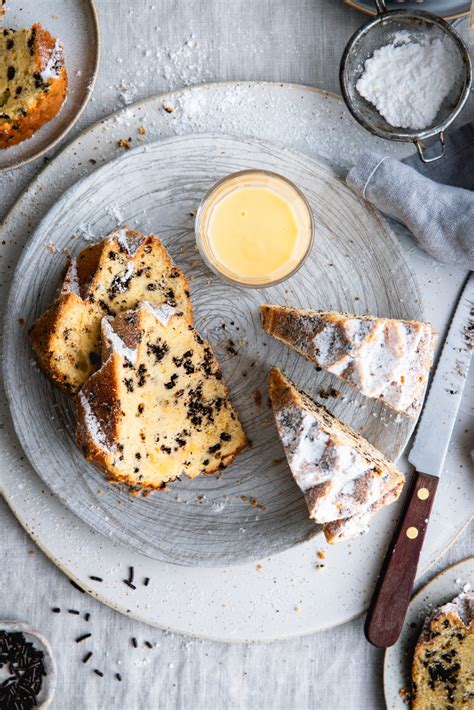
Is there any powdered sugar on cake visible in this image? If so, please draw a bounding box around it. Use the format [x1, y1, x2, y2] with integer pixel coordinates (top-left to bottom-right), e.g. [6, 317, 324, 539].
[275, 404, 395, 524]
[77, 391, 111, 452]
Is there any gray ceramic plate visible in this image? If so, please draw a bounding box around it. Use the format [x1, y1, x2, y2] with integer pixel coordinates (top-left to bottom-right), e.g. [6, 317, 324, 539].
[384, 557, 474, 709]
[0, 0, 99, 172]
[4, 132, 422, 567]
[345, 0, 470, 19]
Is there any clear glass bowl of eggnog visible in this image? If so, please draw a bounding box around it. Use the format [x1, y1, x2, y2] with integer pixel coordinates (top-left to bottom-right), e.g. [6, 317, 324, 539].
[195, 170, 314, 288]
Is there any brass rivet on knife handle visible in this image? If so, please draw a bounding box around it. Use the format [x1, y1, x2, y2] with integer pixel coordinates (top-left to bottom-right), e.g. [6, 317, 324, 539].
[364, 471, 439, 648]
[417, 487, 430, 500]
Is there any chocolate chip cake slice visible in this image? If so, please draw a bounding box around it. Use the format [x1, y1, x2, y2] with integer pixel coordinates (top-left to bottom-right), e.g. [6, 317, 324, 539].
[261, 305, 434, 417]
[268, 367, 404, 543]
[0, 24, 67, 148]
[30, 228, 193, 394]
[76, 302, 248, 488]
[412, 592, 474, 709]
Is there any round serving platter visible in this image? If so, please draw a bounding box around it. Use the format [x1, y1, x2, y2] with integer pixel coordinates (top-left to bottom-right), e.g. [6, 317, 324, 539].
[0, 0, 100, 172]
[1, 82, 472, 641]
[5, 133, 422, 567]
[384, 556, 474, 709]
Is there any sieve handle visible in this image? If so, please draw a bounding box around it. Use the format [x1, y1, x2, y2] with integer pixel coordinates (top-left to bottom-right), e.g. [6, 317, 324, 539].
[415, 132, 446, 163]
[375, 0, 388, 13]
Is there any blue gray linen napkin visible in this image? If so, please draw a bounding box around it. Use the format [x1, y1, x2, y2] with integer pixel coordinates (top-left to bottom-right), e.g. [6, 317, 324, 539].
[346, 122, 474, 270]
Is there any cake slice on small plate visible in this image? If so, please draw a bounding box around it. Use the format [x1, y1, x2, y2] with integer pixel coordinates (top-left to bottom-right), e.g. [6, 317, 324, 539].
[31, 228, 193, 394]
[0, 23, 68, 148]
[268, 367, 404, 543]
[261, 305, 434, 417]
[411, 592, 474, 709]
[77, 302, 248, 489]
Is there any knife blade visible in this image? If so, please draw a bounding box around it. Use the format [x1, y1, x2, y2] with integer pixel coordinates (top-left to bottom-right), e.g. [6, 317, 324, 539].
[365, 272, 474, 648]
[409, 271, 474, 476]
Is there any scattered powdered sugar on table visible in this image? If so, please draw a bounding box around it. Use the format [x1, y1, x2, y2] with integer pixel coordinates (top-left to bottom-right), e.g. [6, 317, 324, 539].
[356, 31, 459, 130]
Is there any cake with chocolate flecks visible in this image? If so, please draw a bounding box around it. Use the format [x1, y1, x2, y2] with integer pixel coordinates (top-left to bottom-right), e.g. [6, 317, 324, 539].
[411, 592, 474, 709]
[30, 228, 193, 393]
[76, 302, 248, 488]
[268, 367, 404, 543]
[0, 23, 67, 148]
[261, 305, 434, 417]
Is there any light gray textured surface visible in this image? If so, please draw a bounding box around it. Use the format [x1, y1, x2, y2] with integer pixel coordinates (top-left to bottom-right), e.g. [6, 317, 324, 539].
[0, 1, 472, 709]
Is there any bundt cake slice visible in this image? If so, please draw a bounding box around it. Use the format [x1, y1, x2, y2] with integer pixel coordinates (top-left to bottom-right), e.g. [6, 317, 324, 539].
[30, 228, 193, 394]
[0, 23, 67, 148]
[77, 302, 248, 488]
[412, 592, 474, 709]
[261, 305, 434, 417]
[268, 367, 404, 543]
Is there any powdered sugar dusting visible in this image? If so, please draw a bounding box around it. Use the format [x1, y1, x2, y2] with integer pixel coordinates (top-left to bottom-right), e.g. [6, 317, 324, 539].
[356, 34, 459, 130]
[78, 392, 111, 451]
[101, 317, 138, 365]
[142, 301, 175, 326]
[274, 401, 397, 527]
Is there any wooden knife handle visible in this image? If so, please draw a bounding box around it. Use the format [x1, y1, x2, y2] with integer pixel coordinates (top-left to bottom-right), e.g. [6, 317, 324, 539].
[364, 470, 439, 648]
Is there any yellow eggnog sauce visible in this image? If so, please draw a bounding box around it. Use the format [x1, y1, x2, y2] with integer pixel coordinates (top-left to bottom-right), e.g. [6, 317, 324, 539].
[208, 186, 299, 279]
[196, 171, 313, 287]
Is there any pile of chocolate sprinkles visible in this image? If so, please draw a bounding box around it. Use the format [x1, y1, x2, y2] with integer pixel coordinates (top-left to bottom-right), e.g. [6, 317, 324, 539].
[0, 631, 46, 710]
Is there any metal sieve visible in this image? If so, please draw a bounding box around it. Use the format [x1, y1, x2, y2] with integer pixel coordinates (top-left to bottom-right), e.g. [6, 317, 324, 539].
[340, 0, 472, 162]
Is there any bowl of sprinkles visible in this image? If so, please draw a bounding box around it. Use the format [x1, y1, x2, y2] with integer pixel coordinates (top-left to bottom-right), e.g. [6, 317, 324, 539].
[0, 622, 56, 709]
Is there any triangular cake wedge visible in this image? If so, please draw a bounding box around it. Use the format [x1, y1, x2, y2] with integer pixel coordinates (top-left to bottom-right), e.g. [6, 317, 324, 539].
[268, 367, 404, 544]
[76, 303, 248, 488]
[261, 305, 434, 417]
[411, 592, 474, 709]
[30, 228, 193, 393]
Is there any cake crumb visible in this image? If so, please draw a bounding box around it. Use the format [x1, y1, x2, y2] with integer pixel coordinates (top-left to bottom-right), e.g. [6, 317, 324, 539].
[118, 137, 132, 150]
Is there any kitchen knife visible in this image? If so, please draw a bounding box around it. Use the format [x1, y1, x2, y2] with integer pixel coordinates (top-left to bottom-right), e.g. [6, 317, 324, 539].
[365, 272, 474, 648]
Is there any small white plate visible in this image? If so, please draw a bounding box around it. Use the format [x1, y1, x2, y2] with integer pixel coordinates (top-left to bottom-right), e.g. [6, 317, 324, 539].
[0, 0, 99, 172]
[384, 556, 474, 709]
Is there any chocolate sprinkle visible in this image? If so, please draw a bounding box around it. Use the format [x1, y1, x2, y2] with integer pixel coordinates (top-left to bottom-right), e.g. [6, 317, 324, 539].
[52, 607, 61, 613]
[89, 576, 103, 582]
[84, 613, 91, 622]
[145, 641, 153, 649]
[128, 567, 135, 584]
[69, 580, 85, 593]
[131, 637, 138, 648]
[75, 633, 92, 644]
[93, 669, 104, 677]
[82, 652, 93, 664]
[68, 609, 80, 615]
[143, 577, 150, 587]
[115, 673, 122, 682]
[0, 630, 46, 710]
[123, 580, 136, 590]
